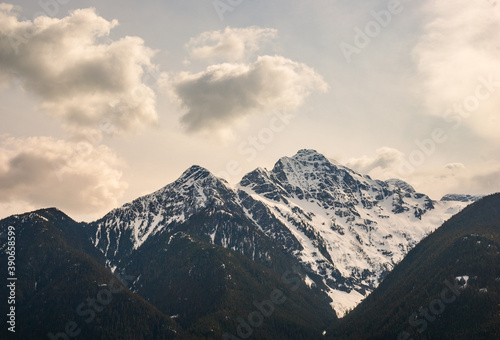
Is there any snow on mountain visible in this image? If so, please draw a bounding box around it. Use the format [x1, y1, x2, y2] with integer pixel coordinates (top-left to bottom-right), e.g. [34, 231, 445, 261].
[237, 149, 469, 316]
[91, 165, 241, 269]
[90, 149, 472, 316]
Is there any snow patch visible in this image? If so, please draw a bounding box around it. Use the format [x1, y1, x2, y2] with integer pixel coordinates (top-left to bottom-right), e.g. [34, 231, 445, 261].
[327, 288, 365, 318]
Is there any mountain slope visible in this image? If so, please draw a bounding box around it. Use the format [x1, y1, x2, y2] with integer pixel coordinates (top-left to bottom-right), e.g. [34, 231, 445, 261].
[124, 230, 336, 339]
[325, 193, 500, 339]
[0, 209, 179, 339]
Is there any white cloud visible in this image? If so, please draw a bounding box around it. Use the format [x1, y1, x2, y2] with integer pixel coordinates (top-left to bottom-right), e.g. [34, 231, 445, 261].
[0, 136, 127, 219]
[168, 55, 328, 132]
[0, 5, 161, 136]
[345, 147, 404, 175]
[186, 26, 277, 62]
[413, 0, 500, 140]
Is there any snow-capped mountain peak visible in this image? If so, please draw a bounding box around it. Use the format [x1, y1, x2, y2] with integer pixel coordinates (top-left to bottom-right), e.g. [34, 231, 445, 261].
[172, 165, 217, 186]
[234, 150, 470, 315]
[92, 165, 238, 267]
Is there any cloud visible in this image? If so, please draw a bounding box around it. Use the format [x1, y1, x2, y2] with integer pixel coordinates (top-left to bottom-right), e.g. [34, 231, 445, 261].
[0, 5, 161, 136]
[345, 148, 500, 199]
[417, 163, 500, 198]
[168, 55, 327, 132]
[0, 136, 127, 219]
[186, 26, 277, 62]
[413, 0, 500, 140]
[471, 167, 500, 192]
[444, 163, 465, 171]
[345, 147, 404, 175]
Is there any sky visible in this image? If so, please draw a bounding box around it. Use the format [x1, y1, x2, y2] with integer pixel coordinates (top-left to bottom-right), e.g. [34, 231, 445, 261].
[0, 0, 499, 221]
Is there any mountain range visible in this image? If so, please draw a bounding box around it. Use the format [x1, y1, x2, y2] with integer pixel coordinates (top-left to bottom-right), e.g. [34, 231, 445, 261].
[88, 149, 476, 315]
[0, 149, 491, 339]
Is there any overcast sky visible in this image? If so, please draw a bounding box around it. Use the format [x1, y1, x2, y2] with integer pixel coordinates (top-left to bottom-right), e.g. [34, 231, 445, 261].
[1, 0, 499, 221]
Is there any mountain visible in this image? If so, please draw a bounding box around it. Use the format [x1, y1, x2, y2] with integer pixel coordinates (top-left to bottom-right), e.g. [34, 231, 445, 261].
[89, 149, 473, 316]
[325, 193, 500, 339]
[0, 209, 179, 340]
[236, 149, 476, 314]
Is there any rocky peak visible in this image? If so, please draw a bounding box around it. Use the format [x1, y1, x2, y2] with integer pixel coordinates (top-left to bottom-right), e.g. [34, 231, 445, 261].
[293, 148, 331, 162]
[171, 165, 218, 187]
[386, 178, 416, 194]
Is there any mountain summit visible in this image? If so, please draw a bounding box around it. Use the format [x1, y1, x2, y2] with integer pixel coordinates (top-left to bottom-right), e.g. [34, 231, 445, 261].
[92, 164, 240, 268]
[236, 150, 471, 314]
